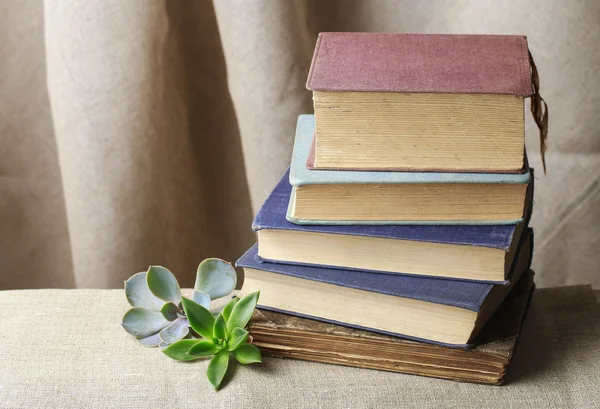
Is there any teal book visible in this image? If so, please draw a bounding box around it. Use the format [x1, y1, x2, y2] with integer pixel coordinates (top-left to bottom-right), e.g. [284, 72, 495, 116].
[288, 115, 532, 225]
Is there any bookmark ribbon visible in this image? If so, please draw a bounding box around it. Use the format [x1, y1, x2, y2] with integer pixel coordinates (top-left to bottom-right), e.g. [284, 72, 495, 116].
[529, 50, 548, 174]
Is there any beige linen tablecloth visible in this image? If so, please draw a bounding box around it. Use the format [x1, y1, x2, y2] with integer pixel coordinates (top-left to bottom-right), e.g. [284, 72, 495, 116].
[0, 286, 598, 408]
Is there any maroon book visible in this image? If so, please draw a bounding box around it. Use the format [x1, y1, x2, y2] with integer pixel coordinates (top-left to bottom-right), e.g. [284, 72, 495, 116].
[307, 32, 533, 95]
[304, 33, 547, 173]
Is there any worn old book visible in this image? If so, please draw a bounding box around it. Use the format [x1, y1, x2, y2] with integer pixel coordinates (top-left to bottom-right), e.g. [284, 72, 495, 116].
[307, 33, 534, 172]
[249, 270, 535, 385]
[255, 168, 531, 283]
[288, 115, 533, 225]
[237, 231, 532, 347]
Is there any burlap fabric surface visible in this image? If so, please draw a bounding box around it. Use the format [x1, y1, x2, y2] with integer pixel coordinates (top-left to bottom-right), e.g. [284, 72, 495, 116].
[0, 286, 598, 408]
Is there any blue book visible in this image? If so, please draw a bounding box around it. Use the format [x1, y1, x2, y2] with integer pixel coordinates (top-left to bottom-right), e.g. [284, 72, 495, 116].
[255, 168, 531, 283]
[288, 114, 532, 225]
[237, 229, 532, 348]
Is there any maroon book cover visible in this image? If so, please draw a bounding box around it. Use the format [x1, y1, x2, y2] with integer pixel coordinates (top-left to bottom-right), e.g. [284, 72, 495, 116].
[307, 33, 532, 95]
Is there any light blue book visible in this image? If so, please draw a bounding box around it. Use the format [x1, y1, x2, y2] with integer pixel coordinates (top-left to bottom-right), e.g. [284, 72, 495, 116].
[287, 115, 532, 225]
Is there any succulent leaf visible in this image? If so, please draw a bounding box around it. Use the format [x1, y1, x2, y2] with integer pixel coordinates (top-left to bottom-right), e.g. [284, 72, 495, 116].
[159, 318, 190, 344]
[181, 297, 215, 339]
[188, 339, 220, 357]
[213, 315, 227, 340]
[146, 266, 182, 303]
[122, 307, 171, 338]
[220, 297, 239, 323]
[195, 259, 237, 300]
[136, 332, 163, 348]
[162, 339, 204, 361]
[124, 272, 164, 311]
[207, 350, 230, 390]
[226, 291, 260, 334]
[231, 344, 262, 364]
[226, 327, 249, 351]
[160, 302, 180, 321]
[192, 290, 211, 310]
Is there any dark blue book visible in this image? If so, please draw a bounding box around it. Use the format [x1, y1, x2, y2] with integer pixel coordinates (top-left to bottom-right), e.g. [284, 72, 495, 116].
[253, 169, 532, 283]
[237, 229, 532, 348]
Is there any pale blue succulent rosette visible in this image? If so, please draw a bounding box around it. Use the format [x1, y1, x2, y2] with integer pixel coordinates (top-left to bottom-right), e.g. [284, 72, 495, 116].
[121, 259, 261, 390]
[121, 259, 238, 348]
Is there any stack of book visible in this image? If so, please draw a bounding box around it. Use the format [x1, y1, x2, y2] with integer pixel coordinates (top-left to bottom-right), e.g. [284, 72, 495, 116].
[237, 33, 541, 385]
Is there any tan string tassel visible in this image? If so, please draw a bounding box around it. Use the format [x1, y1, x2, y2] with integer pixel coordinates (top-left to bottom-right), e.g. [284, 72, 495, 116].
[529, 50, 548, 174]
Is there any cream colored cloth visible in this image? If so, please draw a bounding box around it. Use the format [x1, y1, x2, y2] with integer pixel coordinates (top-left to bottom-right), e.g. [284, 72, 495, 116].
[1, 0, 599, 289]
[0, 286, 598, 408]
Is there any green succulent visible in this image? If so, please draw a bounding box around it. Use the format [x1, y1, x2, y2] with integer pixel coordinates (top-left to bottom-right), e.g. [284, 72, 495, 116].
[121, 259, 261, 390]
[121, 259, 237, 347]
[162, 291, 262, 390]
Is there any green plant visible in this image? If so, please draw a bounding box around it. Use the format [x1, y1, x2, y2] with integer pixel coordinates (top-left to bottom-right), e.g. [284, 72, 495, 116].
[163, 292, 261, 389]
[121, 259, 261, 390]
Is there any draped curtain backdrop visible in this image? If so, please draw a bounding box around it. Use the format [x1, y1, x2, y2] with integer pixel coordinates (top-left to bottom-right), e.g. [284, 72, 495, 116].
[1, 0, 599, 290]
